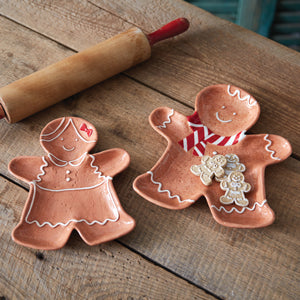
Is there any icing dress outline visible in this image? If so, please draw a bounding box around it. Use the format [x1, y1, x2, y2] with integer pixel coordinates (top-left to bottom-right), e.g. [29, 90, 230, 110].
[9, 117, 135, 250]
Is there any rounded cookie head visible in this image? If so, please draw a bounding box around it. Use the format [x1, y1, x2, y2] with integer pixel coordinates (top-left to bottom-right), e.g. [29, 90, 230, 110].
[212, 154, 227, 167]
[195, 84, 260, 136]
[229, 171, 244, 183]
[40, 117, 97, 160]
[225, 153, 239, 163]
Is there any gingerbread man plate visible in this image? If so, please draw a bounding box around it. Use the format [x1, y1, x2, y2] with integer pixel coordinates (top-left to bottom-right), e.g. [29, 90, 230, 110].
[9, 117, 135, 250]
[133, 84, 292, 228]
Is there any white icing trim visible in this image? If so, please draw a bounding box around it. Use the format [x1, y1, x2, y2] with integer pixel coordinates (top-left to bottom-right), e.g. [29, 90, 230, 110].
[40, 118, 96, 143]
[89, 154, 112, 180]
[147, 171, 195, 203]
[48, 152, 87, 167]
[216, 112, 232, 123]
[25, 151, 117, 227]
[35, 178, 107, 192]
[41, 117, 65, 136]
[264, 134, 281, 160]
[62, 146, 75, 152]
[36, 157, 48, 182]
[211, 200, 267, 214]
[227, 85, 257, 107]
[25, 179, 119, 228]
[157, 109, 174, 129]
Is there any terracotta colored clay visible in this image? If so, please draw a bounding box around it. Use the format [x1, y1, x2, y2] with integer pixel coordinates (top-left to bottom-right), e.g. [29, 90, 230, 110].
[133, 84, 292, 228]
[9, 117, 135, 250]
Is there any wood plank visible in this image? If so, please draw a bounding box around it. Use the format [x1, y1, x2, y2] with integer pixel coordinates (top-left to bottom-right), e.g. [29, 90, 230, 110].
[0, 0, 299, 156]
[0, 15, 192, 182]
[0, 177, 214, 299]
[0, 15, 299, 299]
[90, 0, 300, 154]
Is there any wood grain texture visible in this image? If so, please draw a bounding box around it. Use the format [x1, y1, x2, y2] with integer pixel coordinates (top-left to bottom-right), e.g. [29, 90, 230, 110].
[0, 0, 299, 155]
[0, 2, 299, 300]
[0, 177, 213, 300]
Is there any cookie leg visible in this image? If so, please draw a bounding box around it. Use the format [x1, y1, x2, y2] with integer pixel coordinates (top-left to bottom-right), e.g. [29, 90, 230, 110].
[12, 221, 73, 250]
[235, 197, 249, 207]
[208, 192, 275, 228]
[220, 195, 234, 205]
[200, 173, 212, 186]
[133, 171, 196, 210]
[75, 212, 135, 246]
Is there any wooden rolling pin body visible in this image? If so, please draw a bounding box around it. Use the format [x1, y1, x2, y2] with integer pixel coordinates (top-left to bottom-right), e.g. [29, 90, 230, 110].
[0, 28, 151, 123]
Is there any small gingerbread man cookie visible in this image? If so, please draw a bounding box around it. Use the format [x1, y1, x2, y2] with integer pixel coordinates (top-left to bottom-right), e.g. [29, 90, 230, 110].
[220, 171, 251, 207]
[215, 153, 246, 182]
[191, 154, 227, 185]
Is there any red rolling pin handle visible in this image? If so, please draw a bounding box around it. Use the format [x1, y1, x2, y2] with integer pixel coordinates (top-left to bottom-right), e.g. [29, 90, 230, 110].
[147, 18, 189, 46]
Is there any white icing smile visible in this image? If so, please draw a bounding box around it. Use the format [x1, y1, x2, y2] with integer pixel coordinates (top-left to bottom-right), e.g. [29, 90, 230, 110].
[62, 145, 75, 152]
[216, 112, 232, 123]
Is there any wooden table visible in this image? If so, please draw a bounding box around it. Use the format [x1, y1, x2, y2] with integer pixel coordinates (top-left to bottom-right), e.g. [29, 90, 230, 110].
[0, 1, 299, 299]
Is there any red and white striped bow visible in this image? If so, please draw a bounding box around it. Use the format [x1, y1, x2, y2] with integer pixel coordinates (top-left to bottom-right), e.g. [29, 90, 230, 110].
[178, 112, 245, 157]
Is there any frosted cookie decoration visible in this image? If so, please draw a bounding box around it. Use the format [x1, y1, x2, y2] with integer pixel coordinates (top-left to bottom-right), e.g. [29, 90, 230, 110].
[191, 155, 227, 186]
[215, 153, 246, 182]
[133, 84, 292, 228]
[220, 171, 251, 207]
[9, 117, 135, 250]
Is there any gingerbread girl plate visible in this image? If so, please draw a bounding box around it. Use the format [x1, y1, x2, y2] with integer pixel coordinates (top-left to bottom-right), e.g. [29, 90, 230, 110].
[9, 117, 135, 250]
[133, 84, 292, 228]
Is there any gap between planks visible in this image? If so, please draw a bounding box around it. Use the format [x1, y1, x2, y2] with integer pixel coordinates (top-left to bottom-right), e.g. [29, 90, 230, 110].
[0, 173, 220, 300]
[117, 240, 223, 300]
[0, 13, 191, 110]
[0, 14, 78, 53]
[1, 13, 299, 162]
[0, 0, 299, 160]
[87, 0, 146, 32]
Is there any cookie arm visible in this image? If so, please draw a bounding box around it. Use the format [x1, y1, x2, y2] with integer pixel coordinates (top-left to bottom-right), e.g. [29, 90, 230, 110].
[91, 149, 130, 177]
[8, 156, 45, 183]
[149, 107, 192, 142]
[220, 180, 228, 190]
[261, 134, 292, 164]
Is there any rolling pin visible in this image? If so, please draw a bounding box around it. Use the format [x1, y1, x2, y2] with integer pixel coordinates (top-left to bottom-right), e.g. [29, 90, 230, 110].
[0, 18, 189, 123]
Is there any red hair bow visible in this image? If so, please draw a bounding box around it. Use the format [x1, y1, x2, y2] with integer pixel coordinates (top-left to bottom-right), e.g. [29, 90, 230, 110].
[80, 123, 93, 137]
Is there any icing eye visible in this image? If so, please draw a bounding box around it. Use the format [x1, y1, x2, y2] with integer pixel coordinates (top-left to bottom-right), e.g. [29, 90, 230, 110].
[61, 138, 64, 141]
[75, 138, 78, 141]
[233, 112, 237, 116]
[221, 106, 226, 109]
